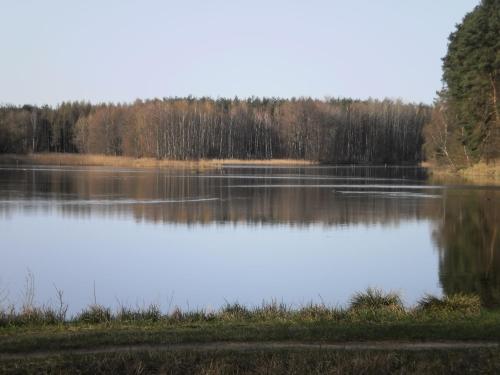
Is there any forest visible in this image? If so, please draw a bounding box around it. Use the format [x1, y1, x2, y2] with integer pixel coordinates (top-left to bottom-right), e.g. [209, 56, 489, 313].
[425, 0, 499, 167]
[1, 1, 496, 166]
[0, 98, 429, 164]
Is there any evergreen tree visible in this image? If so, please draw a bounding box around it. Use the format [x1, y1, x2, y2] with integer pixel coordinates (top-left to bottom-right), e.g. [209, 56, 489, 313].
[442, 0, 500, 162]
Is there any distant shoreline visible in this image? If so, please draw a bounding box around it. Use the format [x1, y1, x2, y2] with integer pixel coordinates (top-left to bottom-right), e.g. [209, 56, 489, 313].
[0, 153, 316, 169]
[1, 153, 498, 183]
[0, 153, 426, 169]
[422, 160, 500, 182]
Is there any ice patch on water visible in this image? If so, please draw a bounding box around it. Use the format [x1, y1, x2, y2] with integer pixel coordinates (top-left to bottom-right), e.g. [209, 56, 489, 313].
[0, 197, 220, 206]
[334, 191, 442, 199]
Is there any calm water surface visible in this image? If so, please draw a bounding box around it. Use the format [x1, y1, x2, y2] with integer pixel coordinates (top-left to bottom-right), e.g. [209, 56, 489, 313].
[0, 165, 498, 313]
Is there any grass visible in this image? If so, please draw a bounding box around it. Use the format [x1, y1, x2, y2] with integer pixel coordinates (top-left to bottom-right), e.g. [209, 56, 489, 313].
[3, 315, 500, 353]
[417, 293, 481, 317]
[459, 160, 500, 180]
[77, 304, 112, 324]
[349, 287, 404, 311]
[0, 350, 500, 374]
[424, 159, 500, 183]
[0, 152, 315, 169]
[3, 348, 500, 374]
[346, 288, 406, 323]
[0, 305, 65, 326]
[115, 304, 162, 323]
[2, 289, 500, 373]
[0, 289, 488, 329]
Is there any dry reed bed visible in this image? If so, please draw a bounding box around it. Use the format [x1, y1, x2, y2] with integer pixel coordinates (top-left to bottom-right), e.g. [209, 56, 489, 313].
[424, 160, 500, 182]
[0, 153, 315, 169]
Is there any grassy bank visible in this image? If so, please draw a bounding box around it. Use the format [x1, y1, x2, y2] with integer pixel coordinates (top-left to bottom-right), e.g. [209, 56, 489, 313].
[424, 160, 500, 183]
[0, 153, 315, 169]
[3, 311, 500, 353]
[459, 161, 500, 180]
[2, 290, 500, 373]
[0, 289, 487, 332]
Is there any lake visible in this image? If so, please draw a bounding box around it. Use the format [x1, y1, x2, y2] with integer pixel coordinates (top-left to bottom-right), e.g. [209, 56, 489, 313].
[0, 164, 498, 314]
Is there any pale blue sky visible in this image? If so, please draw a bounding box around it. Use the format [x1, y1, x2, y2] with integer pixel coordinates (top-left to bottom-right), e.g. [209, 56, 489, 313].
[1, 0, 479, 105]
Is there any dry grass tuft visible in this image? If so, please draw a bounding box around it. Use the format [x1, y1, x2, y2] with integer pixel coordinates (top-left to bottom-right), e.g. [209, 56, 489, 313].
[349, 288, 404, 311]
[416, 293, 481, 316]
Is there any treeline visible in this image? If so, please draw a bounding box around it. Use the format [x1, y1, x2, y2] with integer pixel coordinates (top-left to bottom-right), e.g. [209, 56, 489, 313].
[0, 102, 92, 154]
[425, 0, 499, 166]
[0, 98, 429, 163]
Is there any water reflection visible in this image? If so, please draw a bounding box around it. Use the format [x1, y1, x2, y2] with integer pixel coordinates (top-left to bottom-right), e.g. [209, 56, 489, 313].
[434, 190, 500, 306]
[0, 166, 437, 226]
[0, 165, 499, 307]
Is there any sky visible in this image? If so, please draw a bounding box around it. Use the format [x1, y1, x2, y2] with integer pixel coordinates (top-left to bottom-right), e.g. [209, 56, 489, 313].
[0, 0, 480, 106]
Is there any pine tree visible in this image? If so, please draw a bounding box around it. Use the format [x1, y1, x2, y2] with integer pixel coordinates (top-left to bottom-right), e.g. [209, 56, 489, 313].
[442, 0, 500, 162]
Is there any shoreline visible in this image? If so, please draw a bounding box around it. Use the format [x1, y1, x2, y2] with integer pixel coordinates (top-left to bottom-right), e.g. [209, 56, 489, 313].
[0, 153, 427, 170]
[1, 289, 498, 372]
[0, 153, 316, 169]
[422, 160, 500, 183]
[2, 303, 500, 373]
[1, 153, 498, 182]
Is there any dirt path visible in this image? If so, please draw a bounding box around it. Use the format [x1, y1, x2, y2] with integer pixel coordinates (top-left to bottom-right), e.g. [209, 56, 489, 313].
[1, 341, 499, 360]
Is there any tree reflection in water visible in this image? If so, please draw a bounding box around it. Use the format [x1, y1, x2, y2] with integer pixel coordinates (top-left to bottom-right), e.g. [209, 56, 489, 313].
[1, 165, 499, 305]
[434, 189, 500, 307]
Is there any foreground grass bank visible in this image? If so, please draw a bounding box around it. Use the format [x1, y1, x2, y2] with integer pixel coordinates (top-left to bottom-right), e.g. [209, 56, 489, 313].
[1, 290, 500, 373]
[3, 347, 500, 374]
[0, 153, 315, 169]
